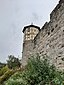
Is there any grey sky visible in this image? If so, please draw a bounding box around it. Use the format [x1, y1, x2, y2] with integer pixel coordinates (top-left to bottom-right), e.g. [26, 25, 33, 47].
[0, 0, 59, 63]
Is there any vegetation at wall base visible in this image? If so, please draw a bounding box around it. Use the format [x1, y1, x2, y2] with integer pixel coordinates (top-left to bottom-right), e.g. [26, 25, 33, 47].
[0, 55, 21, 85]
[7, 55, 21, 69]
[4, 55, 64, 85]
[0, 66, 9, 77]
[0, 62, 6, 70]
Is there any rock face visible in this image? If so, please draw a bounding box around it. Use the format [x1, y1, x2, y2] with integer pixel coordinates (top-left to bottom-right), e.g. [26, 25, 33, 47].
[22, 0, 64, 70]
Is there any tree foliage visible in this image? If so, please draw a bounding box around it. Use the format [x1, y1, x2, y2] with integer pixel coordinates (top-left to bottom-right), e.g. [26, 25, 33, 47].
[7, 55, 21, 69]
[0, 62, 6, 70]
[0, 66, 9, 77]
[5, 55, 64, 85]
[0, 69, 15, 84]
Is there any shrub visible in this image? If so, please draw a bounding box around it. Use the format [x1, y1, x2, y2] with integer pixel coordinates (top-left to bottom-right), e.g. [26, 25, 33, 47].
[0, 69, 15, 84]
[0, 66, 9, 76]
[7, 55, 21, 69]
[0, 62, 6, 70]
[5, 55, 64, 85]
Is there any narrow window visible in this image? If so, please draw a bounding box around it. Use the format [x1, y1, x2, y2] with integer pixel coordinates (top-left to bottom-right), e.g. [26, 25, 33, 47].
[31, 35, 33, 38]
[51, 28, 54, 32]
[34, 29, 36, 32]
[48, 32, 50, 35]
[27, 27, 30, 32]
[55, 24, 58, 28]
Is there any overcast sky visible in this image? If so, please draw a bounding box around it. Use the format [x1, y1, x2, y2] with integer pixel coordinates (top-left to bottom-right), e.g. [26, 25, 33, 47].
[0, 0, 59, 63]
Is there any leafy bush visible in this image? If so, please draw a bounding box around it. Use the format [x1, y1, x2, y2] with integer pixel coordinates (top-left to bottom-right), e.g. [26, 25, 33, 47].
[0, 69, 15, 84]
[0, 62, 6, 70]
[0, 66, 9, 76]
[5, 55, 64, 85]
[7, 55, 21, 69]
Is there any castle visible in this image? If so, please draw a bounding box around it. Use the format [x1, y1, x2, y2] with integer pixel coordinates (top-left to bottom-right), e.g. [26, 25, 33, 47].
[22, 0, 64, 70]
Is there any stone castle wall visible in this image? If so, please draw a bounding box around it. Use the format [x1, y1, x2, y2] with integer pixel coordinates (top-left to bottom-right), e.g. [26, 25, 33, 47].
[22, 40, 34, 66]
[22, 0, 64, 70]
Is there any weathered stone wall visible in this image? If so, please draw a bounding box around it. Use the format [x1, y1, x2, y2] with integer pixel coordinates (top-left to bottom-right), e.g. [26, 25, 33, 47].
[33, 1, 64, 70]
[22, 0, 64, 70]
[22, 40, 34, 66]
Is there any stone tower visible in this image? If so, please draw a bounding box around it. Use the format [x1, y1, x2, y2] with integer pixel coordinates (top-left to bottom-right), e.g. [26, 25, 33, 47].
[22, 24, 40, 66]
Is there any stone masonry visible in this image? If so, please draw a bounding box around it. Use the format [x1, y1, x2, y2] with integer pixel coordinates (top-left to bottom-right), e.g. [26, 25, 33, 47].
[22, 0, 64, 70]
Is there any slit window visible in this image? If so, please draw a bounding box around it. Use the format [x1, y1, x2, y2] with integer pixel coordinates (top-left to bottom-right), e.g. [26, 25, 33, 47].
[51, 28, 54, 32]
[48, 32, 50, 35]
[27, 27, 30, 32]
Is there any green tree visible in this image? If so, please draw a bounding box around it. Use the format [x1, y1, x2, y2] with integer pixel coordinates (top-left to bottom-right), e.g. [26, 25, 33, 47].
[5, 55, 64, 85]
[0, 62, 6, 70]
[7, 55, 21, 69]
[0, 66, 9, 76]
